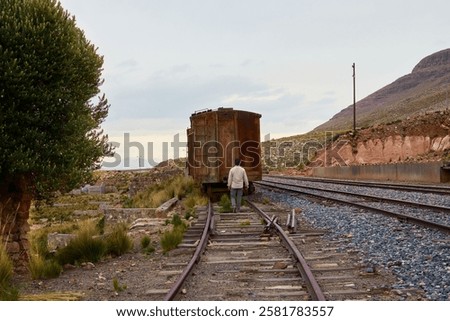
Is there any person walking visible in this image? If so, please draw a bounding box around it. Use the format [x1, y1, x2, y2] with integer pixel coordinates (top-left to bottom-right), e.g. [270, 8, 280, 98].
[227, 158, 249, 213]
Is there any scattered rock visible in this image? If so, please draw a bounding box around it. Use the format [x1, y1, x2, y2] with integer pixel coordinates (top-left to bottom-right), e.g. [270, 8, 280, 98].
[47, 233, 76, 252]
[81, 262, 96, 270]
[365, 266, 376, 274]
[272, 261, 288, 269]
[63, 264, 76, 270]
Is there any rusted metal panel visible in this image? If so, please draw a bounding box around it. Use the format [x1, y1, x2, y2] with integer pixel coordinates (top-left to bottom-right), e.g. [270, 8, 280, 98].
[217, 108, 236, 182]
[236, 111, 262, 182]
[187, 108, 262, 186]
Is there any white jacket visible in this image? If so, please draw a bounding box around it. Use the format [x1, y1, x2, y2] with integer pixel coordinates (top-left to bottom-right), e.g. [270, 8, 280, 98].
[227, 165, 249, 189]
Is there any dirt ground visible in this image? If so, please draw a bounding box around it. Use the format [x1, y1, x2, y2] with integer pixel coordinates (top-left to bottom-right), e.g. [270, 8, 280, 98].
[15, 212, 180, 301]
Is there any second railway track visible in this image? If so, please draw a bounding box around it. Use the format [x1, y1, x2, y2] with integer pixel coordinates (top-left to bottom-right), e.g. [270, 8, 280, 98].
[258, 177, 450, 233]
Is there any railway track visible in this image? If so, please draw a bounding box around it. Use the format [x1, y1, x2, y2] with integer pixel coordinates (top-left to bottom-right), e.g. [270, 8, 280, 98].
[265, 175, 450, 195]
[141, 206, 211, 299]
[258, 177, 450, 234]
[178, 206, 315, 300]
[145, 200, 406, 301]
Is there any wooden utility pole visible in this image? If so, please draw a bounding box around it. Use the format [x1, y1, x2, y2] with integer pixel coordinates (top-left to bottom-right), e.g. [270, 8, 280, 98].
[352, 63, 356, 135]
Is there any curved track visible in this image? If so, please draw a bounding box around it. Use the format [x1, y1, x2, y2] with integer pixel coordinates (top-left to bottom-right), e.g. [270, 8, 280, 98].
[161, 201, 402, 301]
[164, 201, 324, 301]
[246, 200, 325, 300]
[164, 202, 214, 300]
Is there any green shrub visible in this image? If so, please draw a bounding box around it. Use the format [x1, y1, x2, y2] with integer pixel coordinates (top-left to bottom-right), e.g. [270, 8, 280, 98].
[218, 194, 232, 213]
[96, 216, 106, 235]
[184, 209, 194, 220]
[29, 230, 50, 258]
[171, 175, 195, 199]
[170, 214, 186, 230]
[182, 193, 208, 211]
[113, 277, 127, 292]
[104, 223, 133, 257]
[140, 236, 155, 255]
[0, 244, 18, 301]
[160, 214, 188, 253]
[143, 244, 156, 255]
[140, 235, 151, 249]
[28, 228, 63, 280]
[0, 245, 13, 288]
[28, 255, 62, 280]
[122, 196, 134, 208]
[182, 195, 197, 210]
[54, 221, 133, 265]
[0, 285, 19, 301]
[160, 228, 184, 253]
[55, 222, 106, 265]
[150, 190, 171, 207]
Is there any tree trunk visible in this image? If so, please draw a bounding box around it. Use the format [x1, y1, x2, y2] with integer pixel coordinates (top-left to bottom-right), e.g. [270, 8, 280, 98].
[0, 174, 33, 270]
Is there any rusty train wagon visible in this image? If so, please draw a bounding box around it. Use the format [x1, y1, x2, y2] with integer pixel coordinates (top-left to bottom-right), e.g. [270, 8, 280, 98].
[187, 108, 262, 197]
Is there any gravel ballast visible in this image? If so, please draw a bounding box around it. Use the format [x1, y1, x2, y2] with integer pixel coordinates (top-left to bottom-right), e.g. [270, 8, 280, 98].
[259, 188, 450, 301]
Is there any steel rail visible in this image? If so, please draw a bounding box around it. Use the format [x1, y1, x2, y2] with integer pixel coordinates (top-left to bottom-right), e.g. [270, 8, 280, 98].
[247, 200, 326, 301]
[263, 177, 450, 213]
[257, 181, 450, 234]
[164, 201, 213, 301]
[265, 175, 450, 195]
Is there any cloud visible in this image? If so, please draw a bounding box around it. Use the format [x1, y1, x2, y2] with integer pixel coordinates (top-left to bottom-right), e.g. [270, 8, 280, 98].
[101, 67, 343, 144]
[106, 72, 266, 121]
[116, 59, 138, 70]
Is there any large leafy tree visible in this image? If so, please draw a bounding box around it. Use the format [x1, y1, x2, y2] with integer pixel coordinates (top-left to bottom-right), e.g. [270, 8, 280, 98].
[0, 0, 111, 264]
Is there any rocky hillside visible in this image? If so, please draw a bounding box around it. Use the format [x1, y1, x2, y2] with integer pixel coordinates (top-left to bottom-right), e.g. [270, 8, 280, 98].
[314, 48, 450, 132]
[265, 108, 450, 174]
[314, 109, 450, 167]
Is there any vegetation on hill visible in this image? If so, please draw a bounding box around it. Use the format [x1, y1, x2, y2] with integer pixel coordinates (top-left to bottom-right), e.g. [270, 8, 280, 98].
[314, 48, 450, 132]
[262, 130, 347, 171]
[264, 49, 450, 172]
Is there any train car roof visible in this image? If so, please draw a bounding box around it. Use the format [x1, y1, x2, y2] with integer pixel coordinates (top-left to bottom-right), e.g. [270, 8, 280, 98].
[190, 107, 261, 118]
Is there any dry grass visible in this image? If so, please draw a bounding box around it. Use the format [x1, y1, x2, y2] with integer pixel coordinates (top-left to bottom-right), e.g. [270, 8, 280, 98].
[130, 175, 204, 209]
[160, 214, 187, 253]
[104, 223, 133, 257]
[160, 228, 184, 253]
[20, 292, 84, 301]
[0, 244, 13, 287]
[218, 194, 232, 213]
[28, 255, 62, 280]
[55, 221, 106, 265]
[0, 243, 18, 300]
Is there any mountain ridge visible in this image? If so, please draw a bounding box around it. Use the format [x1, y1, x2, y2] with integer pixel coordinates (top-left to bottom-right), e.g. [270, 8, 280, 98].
[313, 48, 450, 132]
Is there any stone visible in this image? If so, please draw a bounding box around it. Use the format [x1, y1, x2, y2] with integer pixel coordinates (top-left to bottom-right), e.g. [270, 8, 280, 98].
[47, 233, 76, 252]
[155, 197, 178, 216]
[365, 266, 376, 274]
[272, 261, 288, 269]
[73, 210, 100, 217]
[63, 264, 76, 270]
[5, 241, 20, 254]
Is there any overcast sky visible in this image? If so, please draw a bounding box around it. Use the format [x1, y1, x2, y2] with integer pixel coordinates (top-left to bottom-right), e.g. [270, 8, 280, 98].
[58, 0, 450, 168]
